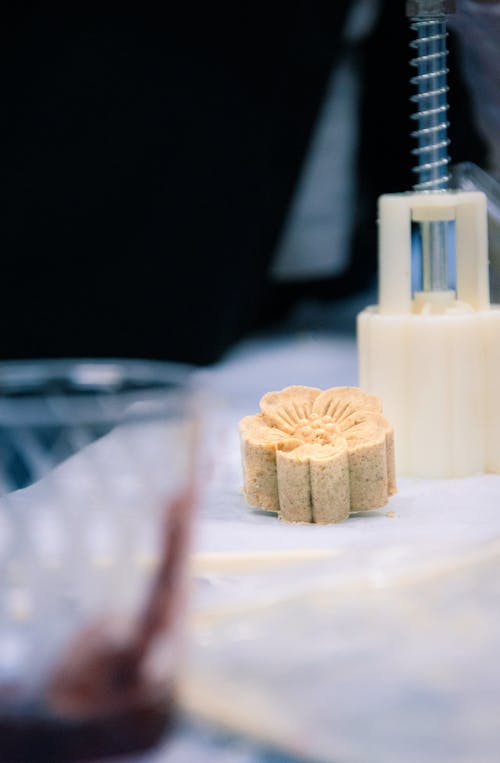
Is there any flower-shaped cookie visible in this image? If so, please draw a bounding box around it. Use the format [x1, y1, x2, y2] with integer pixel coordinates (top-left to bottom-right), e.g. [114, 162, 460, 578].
[240, 386, 396, 524]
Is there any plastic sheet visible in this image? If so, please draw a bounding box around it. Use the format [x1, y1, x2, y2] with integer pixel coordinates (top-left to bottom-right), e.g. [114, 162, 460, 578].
[184, 334, 500, 763]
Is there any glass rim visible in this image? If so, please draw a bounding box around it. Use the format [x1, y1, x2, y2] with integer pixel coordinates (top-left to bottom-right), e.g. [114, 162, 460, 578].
[0, 357, 197, 427]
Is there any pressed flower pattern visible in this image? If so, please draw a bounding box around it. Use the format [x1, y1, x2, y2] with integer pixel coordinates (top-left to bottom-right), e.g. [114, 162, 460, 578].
[240, 386, 396, 524]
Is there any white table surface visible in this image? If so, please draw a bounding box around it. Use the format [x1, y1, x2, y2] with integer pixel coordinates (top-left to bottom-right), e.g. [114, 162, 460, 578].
[136, 329, 500, 763]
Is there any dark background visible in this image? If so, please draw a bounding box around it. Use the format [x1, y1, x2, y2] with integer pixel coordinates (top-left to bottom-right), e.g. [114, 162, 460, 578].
[0, 4, 485, 364]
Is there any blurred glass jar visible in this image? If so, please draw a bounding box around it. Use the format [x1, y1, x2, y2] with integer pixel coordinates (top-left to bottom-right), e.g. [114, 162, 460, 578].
[453, 162, 500, 302]
[0, 359, 199, 762]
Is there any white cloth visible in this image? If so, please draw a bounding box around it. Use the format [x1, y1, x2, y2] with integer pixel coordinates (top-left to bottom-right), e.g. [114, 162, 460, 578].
[187, 333, 500, 763]
[4, 332, 500, 762]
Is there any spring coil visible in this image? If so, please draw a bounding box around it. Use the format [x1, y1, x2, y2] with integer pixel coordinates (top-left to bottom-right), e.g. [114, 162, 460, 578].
[409, 18, 450, 191]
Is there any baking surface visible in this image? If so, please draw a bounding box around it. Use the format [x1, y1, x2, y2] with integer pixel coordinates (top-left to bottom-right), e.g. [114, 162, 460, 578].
[196, 333, 500, 563]
[5, 332, 498, 762]
[179, 332, 500, 763]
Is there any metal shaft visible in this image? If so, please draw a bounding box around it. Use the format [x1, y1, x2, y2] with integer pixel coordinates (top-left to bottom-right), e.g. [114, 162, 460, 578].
[407, 1, 455, 292]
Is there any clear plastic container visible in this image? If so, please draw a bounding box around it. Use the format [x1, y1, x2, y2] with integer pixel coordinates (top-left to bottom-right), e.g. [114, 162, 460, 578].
[452, 161, 500, 301]
[0, 359, 199, 762]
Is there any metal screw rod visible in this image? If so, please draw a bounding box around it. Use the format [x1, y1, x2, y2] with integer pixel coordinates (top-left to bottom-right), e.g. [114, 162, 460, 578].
[407, 2, 455, 292]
